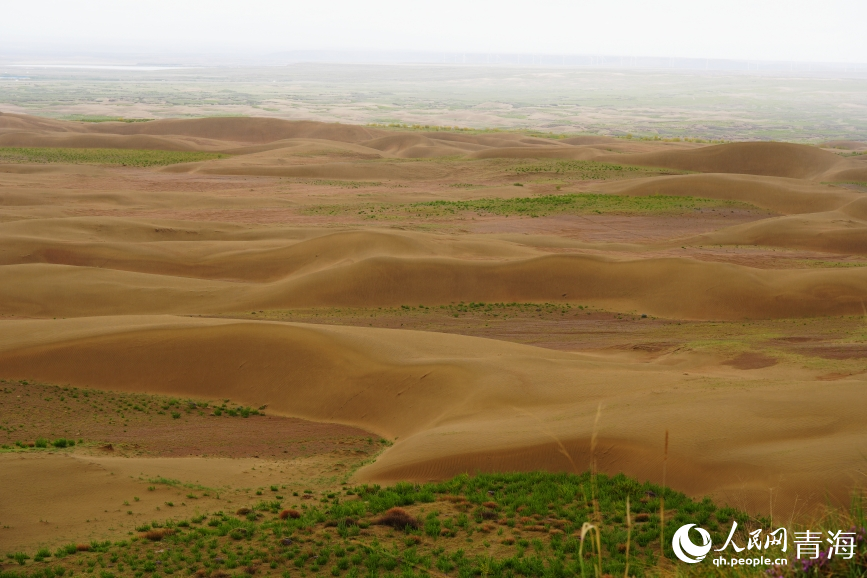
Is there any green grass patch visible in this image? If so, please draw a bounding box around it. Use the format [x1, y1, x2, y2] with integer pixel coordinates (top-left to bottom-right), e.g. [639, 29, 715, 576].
[302, 179, 383, 188]
[512, 160, 684, 180]
[826, 180, 867, 188]
[306, 193, 756, 219]
[0, 147, 228, 167]
[3, 471, 860, 577]
[413, 193, 751, 217]
[802, 260, 867, 268]
[59, 115, 153, 123]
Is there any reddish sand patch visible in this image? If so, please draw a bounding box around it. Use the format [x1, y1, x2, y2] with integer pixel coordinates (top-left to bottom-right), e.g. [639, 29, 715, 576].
[723, 352, 778, 369]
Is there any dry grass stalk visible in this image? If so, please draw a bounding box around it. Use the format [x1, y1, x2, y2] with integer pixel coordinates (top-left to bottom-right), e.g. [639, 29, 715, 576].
[625, 495, 632, 578]
[579, 521, 602, 578]
[660, 429, 669, 558]
[590, 403, 603, 524]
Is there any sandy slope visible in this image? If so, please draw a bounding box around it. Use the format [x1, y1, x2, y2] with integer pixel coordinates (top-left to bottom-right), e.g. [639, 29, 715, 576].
[4, 250, 867, 319]
[0, 451, 348, 551]
[1, 113, 866, 535]
[0, 316, 862, 517]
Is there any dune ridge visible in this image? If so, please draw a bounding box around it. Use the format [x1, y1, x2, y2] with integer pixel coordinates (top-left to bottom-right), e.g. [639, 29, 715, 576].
[3, 252, 867, 320]
[3, 112, 863, 180]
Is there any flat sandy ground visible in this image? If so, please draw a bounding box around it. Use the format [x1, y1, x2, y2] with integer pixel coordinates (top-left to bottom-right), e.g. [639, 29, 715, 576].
[1, 112, 866, 553]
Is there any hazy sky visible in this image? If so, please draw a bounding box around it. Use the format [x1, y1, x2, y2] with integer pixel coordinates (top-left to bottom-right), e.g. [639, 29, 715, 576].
[3, 0, 866, 63]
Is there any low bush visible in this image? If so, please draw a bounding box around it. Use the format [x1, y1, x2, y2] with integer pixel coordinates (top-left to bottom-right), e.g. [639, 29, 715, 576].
[375, 507, 420, 530]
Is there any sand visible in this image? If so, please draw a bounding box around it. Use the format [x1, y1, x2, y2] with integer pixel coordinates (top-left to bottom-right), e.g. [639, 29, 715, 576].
[1, 113, 865, 549]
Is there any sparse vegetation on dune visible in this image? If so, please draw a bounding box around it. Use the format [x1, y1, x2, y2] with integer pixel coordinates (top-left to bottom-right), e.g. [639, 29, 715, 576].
[59, 115, 155, 123]
[512, 160, 684, 179]
[0, 379, 375, 458]
[622, 134, 728, 144]
[363, 123, 733, 144]
[306, 193, 756, 219]
[413, 193, 753, 217]
[1, 472, 862, 577]
[302, 179, 383, 188]
[0, 147, 227, 167]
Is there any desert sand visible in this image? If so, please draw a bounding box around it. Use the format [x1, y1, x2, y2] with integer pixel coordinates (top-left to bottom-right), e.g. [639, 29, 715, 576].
[1, 112, 866, 551]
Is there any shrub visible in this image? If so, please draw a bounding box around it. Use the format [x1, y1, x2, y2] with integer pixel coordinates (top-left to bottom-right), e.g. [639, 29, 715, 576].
[142, 528, 174, 541]
[34, 438, 48, 448]
[376, 507, 420, 530]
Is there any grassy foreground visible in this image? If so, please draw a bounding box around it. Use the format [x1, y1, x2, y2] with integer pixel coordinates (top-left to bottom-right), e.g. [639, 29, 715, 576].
[0, 147, 227, 167]
[3, 471, 864, 578]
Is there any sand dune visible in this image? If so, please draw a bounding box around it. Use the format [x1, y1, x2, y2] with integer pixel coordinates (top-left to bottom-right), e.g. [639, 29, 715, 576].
[467, 146, 603, 160]
[0, 113, 386, 149]
[360, 134, 487, 157]
[562, 136, 619, 146]
[5, 113, 862, 182]
[821, 163, 867, 183]
[4, 252, 867, 319]
[165, 157, 442, 180]
[84, 116, 385, 144]
[0, 131, 232, 152]
[822, 140, 867, 151]
[686, 209, 867, 256]
[600, 141, 848, 179]
[599, 173, 858, 215]
[0, 112, 74, 133]
[220, 137, 390, 158]
[0, 223, 540, 282]
[0, 315, 862, 514]
[2, 112, 867, 535]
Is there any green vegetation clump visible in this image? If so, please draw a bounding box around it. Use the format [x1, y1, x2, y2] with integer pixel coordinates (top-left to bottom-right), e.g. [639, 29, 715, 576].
[622, 134, 728, 144]
[0, 147, 228, 167]
[306, 193, 755, 220]
[303, 179, 382, 188]
[512, 160, 660, 179]
[0, 471, 826, 578]
[60, 115, 154, 123]
[412, 193, 751, 217]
